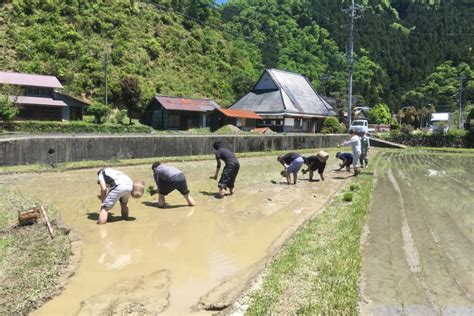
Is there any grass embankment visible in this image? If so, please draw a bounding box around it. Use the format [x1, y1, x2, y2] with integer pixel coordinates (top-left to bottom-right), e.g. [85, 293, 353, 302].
[0, 148, 333, 175]
[246, 153, 379, 315]
[0, 186, 77, 315]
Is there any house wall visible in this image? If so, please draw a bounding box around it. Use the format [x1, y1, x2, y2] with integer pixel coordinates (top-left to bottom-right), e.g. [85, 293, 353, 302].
[17, 106, 63, 121]
[0, 134, 350, 166]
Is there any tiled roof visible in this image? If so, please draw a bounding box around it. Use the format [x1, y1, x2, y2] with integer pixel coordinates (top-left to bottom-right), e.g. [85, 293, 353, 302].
[231, 68, 336, 117]
[9, 96, 67, 107]
[0, 71, 63, 89]
[155, 96, 219, 112]
[218, 108, 262, 119]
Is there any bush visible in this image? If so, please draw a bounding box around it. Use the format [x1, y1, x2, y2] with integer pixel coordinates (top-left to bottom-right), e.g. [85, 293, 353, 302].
[384, 129, 469, 148]
[0, 95, 19, 123]
[390, 118, 399, 130]
[3, 120, 152, 133]
[349, 184, 359, 191]
[343, 192, 353, 202]
[322, 117, 344, 133]
[87, 102, 111, 124]
[400, 124, 414, 135]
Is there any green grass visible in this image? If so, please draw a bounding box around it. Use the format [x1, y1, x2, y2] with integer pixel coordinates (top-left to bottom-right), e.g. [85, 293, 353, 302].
[343, 191, 354, 201]
[246, 152, 379, 315]
[0, 147, 338, 175]
[0, 186, 73, 315]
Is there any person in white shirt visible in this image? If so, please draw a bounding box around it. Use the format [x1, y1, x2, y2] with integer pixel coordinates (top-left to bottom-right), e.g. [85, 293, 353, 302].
[337, 129, 361, 175]
[97, 168, 143, 224]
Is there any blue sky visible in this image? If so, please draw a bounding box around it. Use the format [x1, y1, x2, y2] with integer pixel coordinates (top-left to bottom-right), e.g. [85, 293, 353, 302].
[215, 0, 227, 4]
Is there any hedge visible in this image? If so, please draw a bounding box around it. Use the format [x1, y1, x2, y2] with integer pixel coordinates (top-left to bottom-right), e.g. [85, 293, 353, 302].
[383, 129, 473, 148]
[1, 120, 153, 134]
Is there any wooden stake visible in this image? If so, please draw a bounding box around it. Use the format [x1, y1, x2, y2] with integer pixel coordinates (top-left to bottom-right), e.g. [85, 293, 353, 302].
[40, 207, 55, 238]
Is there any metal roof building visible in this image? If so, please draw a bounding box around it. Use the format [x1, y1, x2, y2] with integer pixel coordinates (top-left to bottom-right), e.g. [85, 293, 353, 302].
[230, 68, 336, 133]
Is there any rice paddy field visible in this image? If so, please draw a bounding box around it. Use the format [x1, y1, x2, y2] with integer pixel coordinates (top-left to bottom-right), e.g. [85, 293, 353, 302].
[360, 150, 473, 314]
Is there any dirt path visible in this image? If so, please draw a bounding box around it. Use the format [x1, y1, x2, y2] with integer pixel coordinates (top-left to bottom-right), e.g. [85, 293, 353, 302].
[0, 151, 348, 315]
[360, 151, 474, 315]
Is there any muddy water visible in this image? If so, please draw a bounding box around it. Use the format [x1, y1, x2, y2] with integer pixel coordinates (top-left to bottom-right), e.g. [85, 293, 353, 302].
[1, 154, 346, 315]
[360, 151, 474, 315]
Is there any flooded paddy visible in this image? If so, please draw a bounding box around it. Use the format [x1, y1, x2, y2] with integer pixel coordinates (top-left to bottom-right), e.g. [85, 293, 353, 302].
[360, 151, 474, 315]
[0, 153, 347, 315]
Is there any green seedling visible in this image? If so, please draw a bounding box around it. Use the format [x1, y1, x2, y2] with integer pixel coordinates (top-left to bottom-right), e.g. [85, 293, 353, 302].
[146, 185, 157, 196]
[350, 184, 359, 191]
[343, 192, 353, 202]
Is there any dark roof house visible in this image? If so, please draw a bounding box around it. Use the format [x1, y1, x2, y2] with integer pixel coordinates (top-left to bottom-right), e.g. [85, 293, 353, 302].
[209, 108, 262, 132]
[142, 95, 221, 130]
[230, 68, 336, 133]
[0, 71, 89, 121]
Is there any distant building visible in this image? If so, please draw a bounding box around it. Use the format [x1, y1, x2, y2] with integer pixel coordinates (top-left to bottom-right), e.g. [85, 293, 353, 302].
[0, 71, 89, 121]
[230, 68, 336, 133]
[142, 95, 220, 130]
[209, 108, 262, 132]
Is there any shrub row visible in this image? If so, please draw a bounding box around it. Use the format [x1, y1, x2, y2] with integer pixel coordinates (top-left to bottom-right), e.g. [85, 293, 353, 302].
[2, 121, 153, 134]
[383, 129, 473, 148]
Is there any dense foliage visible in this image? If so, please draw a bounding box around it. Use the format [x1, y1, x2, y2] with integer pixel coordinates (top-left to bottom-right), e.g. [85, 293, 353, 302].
[383, 129, 471, 148]
[3, 120, 152, 133]
[0, 0, 472, 116]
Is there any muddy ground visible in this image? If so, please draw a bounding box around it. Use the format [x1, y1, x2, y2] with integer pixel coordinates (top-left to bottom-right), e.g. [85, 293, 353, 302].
[360, 151, 473, 315]
[0, 151, 349, 315]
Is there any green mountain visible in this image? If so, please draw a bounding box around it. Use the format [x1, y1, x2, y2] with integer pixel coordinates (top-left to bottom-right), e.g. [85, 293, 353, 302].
[1, 0, 472, 112]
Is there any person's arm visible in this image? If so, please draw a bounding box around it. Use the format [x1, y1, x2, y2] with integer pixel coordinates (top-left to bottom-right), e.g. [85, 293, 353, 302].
[319, 162, 326, 180]
[336, 159, 345, 171]
[278, 157, 288, 169]
[211, 153, 221, 180]
[367, 138, 370, 150]
[98, 180, 107, 202]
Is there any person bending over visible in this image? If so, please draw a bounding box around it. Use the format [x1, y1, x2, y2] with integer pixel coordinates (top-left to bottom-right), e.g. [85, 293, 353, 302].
[97, 168, 143, 225]
[210, 141, 240, 198]
[277, 152, 304, 185]
[302, 151, 329, 181]
[335, 152, 353, 172]
[151, 162, 195, 208]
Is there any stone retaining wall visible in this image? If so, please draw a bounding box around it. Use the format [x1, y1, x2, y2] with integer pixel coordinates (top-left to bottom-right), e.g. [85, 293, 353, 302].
[0, 134, 355, 166]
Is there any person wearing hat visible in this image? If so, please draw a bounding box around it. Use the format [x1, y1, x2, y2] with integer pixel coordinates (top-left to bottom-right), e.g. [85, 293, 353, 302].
[150, 162, 196, 208]
[335, 152, 353, 172]
[302, 151, 329, 181]
[210, 141, 240, 198]
[277, 152, 304, 185]
[97, 168, 144, 225]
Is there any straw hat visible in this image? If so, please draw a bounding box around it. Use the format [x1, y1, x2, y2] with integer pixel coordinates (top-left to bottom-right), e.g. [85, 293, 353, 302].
[132, 180, 145, 198]
[316, 151, 329, 163]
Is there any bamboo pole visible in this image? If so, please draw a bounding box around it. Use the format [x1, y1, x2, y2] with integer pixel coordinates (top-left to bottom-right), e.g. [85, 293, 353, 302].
[40, 207, 55, 238]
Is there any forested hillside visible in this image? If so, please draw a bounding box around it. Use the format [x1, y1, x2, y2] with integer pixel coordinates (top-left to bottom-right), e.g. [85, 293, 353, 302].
[1, 0, 472, 113]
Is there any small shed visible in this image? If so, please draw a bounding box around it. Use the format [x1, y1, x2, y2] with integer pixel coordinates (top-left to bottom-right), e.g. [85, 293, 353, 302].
[209, 108, 263, 132]
[142, 96, 220, 130]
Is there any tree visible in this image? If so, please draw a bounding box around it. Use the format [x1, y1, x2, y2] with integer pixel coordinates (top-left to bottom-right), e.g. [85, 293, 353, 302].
[368, 103, 391, 124]
[0, 84, 20, 125]
[87, 102, 110, 124]
[0, 95, 19, 123]
[121, 76, 142, 125]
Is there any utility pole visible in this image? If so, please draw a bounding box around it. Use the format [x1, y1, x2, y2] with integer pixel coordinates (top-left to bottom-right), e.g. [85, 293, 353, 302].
[458, 73, 465, 129]
[347, 0, 355, 128]
[104, 46, 109, 106]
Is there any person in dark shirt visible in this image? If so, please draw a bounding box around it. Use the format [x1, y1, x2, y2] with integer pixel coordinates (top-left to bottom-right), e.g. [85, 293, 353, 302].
[151, 162, 195, 208]
[277, 152, 304, 184]
[335, 152, 353, 172]
[302, 151, 329, 181]
[210, 141, 240, 198]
